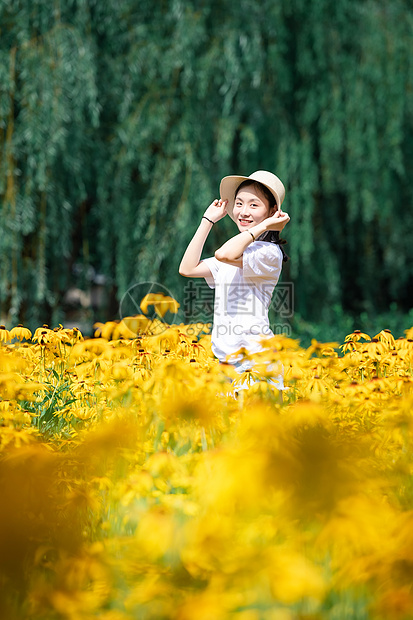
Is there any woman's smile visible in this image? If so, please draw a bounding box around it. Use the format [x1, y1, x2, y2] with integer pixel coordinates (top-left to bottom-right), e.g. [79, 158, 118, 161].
[233, 186, 273, 232]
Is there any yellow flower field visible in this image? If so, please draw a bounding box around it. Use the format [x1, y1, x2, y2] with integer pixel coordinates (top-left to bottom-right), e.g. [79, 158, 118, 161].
[1, 315, 413, 620]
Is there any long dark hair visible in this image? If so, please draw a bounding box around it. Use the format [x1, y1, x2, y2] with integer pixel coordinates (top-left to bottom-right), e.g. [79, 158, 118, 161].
[235, 180, 289, 262]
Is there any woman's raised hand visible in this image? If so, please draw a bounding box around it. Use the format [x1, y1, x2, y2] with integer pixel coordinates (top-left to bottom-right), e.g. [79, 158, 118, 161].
[264, 209, 290, 231]
[203, 199, 228, 223]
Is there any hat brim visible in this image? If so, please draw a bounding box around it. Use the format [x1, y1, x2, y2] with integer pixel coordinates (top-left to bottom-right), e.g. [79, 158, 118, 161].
[219, 175, 282, 223]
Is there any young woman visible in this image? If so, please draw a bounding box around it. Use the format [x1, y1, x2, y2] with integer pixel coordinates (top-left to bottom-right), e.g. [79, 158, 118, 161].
[179, 170, 290, 393]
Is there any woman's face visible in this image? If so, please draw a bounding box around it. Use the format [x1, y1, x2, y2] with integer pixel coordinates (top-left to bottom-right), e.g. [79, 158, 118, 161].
[233, 184, 276, 232]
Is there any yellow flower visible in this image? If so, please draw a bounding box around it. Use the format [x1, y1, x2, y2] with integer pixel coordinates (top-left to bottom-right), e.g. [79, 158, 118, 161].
[232, 369, 262, 391]
[134, 508, 176, 561]
[374, 328, 395, 349]
[140, 293, 180, 318]
[116, 315, 151, 338]
[94, 321, 120, 340]
[9, 324, 32, 341]
[0, 325, 10, 343]
[147, 326, 183, 353]
[363, 338, 387, 360]
[268, 548, 326, 603]
[306, 338, 339, 358]
[305, 373, 330, 396]
[58, 327, 83, 344]
[109, 361, 133, 382]
[67, 403, 96, 421]
[344, 329, 371, 342]
[404, 326, 413, 339]
[262, 334, 302, 351]
[32, 325, 54, 344]
[340, 339, 354, 354]
[70, 338, 110, 361]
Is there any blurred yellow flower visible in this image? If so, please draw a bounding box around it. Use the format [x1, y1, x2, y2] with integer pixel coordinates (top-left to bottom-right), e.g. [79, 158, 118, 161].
[0, 325, 10, 343]
[306, 338, 340, 358]
[140, 293, 180, 318]
[268, 548, 326, 603]
[94, 321, 121, 340]
[116, 315, 151, 338]
[0, 317, 412, 618]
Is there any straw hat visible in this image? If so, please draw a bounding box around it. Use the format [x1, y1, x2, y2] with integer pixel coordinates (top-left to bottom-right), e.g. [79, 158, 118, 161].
[219, 170, 285, 222]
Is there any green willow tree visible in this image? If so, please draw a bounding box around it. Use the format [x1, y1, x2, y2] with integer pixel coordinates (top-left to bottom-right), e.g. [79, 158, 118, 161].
[1, 0, 412, 330]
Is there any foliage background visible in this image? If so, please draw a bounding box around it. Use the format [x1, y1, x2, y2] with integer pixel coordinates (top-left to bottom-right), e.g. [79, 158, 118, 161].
[1, 0, 412, 342]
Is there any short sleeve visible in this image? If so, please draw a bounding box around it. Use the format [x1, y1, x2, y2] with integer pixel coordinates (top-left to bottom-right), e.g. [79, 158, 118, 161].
[242, 242, 283, 282]
[200, 257, 220, 289]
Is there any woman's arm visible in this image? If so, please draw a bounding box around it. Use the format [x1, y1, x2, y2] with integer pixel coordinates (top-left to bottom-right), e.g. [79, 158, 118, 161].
[178, 199, 227, 277]
[215, 210, 290, 262]
[178, 218, 215, 277]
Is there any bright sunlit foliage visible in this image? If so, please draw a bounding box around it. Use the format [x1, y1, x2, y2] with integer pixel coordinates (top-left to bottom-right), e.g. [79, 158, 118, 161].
[0, 317, 413, 619]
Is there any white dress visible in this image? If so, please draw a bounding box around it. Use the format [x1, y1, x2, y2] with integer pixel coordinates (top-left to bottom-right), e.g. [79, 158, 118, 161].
[201, 241, 287, 391]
